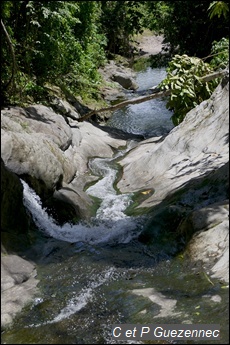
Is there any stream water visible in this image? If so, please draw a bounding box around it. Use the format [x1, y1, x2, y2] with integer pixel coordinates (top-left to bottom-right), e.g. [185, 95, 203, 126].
[107, 67, 174, 138]
[1, 65, 228, 344]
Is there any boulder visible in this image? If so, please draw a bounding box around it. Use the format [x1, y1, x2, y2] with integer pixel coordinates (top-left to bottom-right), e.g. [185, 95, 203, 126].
[65, 120, 126, 174]
[49, 97, 80, 121]
[116, 76, 229, 283]
[117, 79, 229, 210]
[53, 181, 95, 221]
[1, 105, 76, 193]
[182, 200, 229, 283]
[1, 254, 39, 330]
[2, 105, 72, 150]
[112, 72, 138, 90]
[1, 105, 127, 223]
[99, 60, 138, 90]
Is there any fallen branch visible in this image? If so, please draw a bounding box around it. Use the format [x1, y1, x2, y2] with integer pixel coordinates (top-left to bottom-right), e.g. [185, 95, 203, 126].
[79, 89, 171, 122]
[78, 70, 225, 122]
[199, 70, 226, 82]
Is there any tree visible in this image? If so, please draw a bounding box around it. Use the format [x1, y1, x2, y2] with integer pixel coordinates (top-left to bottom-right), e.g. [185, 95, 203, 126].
[100, 1, 145, 57]
[1, 1, 107, 105]
[145, 1, 229, 58]
[1, 19, 17, 95]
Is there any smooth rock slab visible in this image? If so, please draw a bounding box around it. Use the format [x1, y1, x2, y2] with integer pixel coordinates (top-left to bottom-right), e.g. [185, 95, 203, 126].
[1, 254, 39, 329]
[117, 81, 229, 209]
[184, 201, 229, 283]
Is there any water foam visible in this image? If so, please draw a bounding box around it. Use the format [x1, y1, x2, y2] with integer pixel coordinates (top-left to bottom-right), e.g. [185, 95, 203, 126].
[22, 179, 141, 245]
[21, 143, 143, 245]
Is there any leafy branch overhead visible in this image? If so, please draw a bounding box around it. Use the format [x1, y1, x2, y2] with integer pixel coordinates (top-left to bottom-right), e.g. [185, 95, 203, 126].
[79, 68, 225, 123]
[208, 1, 229, 19]
[158, 44, 229, 126]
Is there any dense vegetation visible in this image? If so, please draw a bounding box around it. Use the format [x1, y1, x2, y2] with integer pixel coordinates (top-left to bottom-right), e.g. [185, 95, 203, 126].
[1, 1, 107, 105]
[159, 37, 229, 125]
[1, 1, 229, 115]
[144, 0, 229, 57]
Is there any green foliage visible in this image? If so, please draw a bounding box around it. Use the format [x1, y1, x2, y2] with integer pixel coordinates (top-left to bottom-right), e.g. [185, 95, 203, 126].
[2, 1, 155, 106]
[2, 0, 227, 110]
[209, 37, 229, 69]
[1, 1, 107, 105]
[143, 1, 172, 34]
[100, 1, 145, 57]
[144, 1, 229, 58]
[208, 1, 229, 19]
[159, 54, 219, 126]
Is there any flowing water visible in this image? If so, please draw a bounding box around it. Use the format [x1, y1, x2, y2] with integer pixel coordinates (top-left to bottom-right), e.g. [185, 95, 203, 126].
[107, 66, 174, 138]
[1, 66, 228, 344]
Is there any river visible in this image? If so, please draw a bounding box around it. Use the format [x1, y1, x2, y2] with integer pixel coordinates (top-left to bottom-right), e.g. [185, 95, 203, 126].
[1, 65, 228, 344]
[107, 66, 174, 138]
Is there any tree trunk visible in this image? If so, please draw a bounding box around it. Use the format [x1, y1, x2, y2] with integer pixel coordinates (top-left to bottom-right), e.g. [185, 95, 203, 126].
[1, 19, 17, 90]
[79, 89, 171, 122]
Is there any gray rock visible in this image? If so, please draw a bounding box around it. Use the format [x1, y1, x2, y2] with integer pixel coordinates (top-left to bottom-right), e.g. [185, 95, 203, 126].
[1, 254, 39, 329]
[117, 80, 229, 208]
[99, 60, 138, 91]
[1, 105, 127, 221]
[66, 121, 126, 174]
[2, 105, 72, 150]
[49, 97, 80, 120]
[184, 201, 229, 283]
[116, 77, 229, 283]
[1, 130, 74, 189]
[53, 181, 94, 219]
[112, 72, 138, 90]
[1, 105, 76, 190]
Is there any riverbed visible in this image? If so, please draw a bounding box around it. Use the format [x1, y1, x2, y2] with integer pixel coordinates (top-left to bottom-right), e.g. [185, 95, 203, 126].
[1, 66, 228, 345]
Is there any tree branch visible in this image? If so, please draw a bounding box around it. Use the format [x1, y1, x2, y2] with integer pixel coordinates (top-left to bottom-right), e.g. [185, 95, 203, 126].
[78, 70, 226, 122]
[78, 89, 171, 122]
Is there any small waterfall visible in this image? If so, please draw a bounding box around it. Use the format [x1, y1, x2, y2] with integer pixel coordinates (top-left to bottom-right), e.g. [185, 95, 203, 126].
[21, 142, 143, 245]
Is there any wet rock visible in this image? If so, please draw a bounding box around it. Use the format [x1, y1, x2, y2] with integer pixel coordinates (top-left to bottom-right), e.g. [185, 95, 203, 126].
[131, 287, 183, 319]
[1, 105, 126, 223]
[53, 181, 95, 221]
